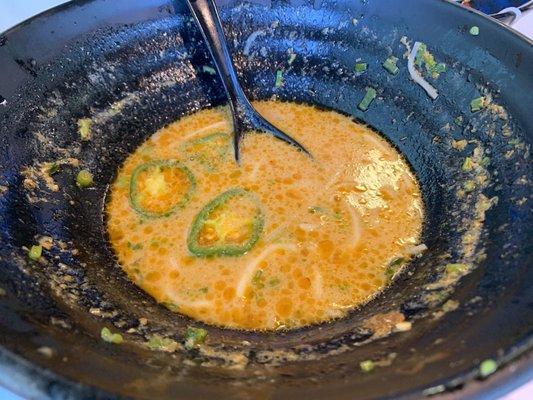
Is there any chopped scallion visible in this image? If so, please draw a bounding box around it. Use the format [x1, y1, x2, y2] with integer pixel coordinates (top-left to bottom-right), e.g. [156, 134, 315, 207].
[78, 118, 92, 141]
[47, 163, 60, 175]
[464, 180, 476, 192]
[275, 70, 284, 88]
[462, 157, 474, 172]
[269, 277, 281, 287]
[469, 26, 480, 36]
[76, 169, 93, 188]
[358, 87, 377, 112]
[147, 335, 178, 352]
[354, 62, 367, 73]
[127, 242, 143, 250]
[386, 257, 405, 281]
[202, 65, 216, 75]
[383, 56, 399, 75]
[415, 43, 427, 67]
[252, 269, 265, 289]
[360, 359, 375, 372]
[162, 301, 179, 312]
[28, 245, 42, 261]
[470, 96, 485, 112]
[434, 63, 446, 74]
[445, 263, 469, 276]
[184, 326, 207, 350]
[479, 359, 497, 378]
[413, 43, 446, 78]
[288, 53, 297, 65]
[101, 327, 123, 344]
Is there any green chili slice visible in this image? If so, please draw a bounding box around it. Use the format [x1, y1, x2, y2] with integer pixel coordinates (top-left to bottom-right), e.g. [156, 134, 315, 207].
[187, 188, 264, 257]
[180, 132, 230, 172]
[129, 160, 196, 218]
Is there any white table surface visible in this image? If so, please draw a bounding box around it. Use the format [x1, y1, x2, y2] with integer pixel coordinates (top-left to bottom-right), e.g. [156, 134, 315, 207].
[0, 1, 531, 399]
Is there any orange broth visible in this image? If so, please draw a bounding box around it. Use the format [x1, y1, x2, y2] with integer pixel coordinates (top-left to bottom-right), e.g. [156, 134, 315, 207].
[106, 101, 423, 330]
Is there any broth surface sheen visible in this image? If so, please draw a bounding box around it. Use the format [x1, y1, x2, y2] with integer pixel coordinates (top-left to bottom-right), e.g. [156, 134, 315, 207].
[107, 101, 423, 330]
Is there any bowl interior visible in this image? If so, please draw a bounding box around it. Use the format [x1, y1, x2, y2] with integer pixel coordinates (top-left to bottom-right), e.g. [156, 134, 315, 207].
[0, 0, 531, 399]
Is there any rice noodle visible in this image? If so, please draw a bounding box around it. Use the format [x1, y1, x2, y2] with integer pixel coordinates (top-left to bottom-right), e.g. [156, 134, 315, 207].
[243, 30, 265, 56]
[312, 266, 324, 299]
[343, 199, 362, 247]
[407, 243, 427, 256]
[326, 170, 342, 188]
[164, 259, 213, 309]
[305, 183, 362, 247]
[298, 223, 317, 232]
[408, 42, 438, 100]
[236, 243, 297, 298]
[263, 223, 289, 243]
[179, 121, 227, 142]
[249, 162, 262, 181]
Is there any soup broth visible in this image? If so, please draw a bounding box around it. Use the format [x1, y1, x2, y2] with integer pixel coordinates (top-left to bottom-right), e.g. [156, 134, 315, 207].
[106, 101, 423, 330]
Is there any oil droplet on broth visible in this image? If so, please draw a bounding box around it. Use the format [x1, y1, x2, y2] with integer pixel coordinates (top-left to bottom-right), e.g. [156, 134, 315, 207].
[106, 101, 424, 330]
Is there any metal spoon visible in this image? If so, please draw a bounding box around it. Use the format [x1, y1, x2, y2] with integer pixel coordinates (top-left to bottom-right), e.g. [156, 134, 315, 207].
[186, 0, 311, 162]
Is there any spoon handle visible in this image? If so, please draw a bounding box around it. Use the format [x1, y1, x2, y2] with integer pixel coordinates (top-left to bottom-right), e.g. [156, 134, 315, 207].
[186, 0, 311, 162]
[186, 0, 248, 139]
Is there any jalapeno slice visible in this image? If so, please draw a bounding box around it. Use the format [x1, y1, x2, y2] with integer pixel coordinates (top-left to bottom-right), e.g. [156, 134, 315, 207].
[187, 188, 264, 257]
[129, 160, 196, 218]
[180, 132, 230, 172]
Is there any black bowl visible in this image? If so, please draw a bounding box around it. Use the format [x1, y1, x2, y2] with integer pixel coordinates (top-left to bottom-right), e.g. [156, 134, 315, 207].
[0, 0, 531, 398]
